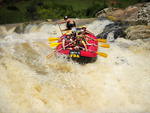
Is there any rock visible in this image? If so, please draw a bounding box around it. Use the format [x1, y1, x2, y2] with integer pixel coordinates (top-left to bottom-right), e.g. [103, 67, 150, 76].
[137, 2, 150, 25]
[0, 25, 16, 37]
[125, 25, 150, 40]
[96, 6, 139, 21]
[96, 8, 125, 21]
[96, 7, 119, 18]
[109, 9, 125, 20]
[124, 6, 139, 21]
[96, 21, 127, 41]
[14, 24, 26, 33]
[96, 2, 150, 25]
[96, 2, 150, 41]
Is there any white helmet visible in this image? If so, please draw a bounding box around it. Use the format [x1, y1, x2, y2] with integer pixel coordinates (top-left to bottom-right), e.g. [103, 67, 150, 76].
[64, 16, 68, 20]
[71, 27, 77, 32]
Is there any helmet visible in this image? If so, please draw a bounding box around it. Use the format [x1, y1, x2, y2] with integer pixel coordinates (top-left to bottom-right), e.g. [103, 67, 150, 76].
[64, 16, 68, 20]
[82, 26, 87, 29]
[71, 27, 77, 32]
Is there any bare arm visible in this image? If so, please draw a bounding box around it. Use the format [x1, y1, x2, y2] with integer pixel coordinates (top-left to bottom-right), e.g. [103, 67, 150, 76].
[57, 21, 66, 24]
[62, 39, 65, 50]
[82, 40, 88, 51]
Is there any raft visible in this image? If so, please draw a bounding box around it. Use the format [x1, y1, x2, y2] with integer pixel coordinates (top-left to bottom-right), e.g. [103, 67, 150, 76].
[56, 33, 98, 63]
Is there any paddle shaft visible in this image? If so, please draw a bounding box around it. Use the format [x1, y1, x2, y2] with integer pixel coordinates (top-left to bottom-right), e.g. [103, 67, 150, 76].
[57, 23, 63, 35]
[47, 42, 73, 58]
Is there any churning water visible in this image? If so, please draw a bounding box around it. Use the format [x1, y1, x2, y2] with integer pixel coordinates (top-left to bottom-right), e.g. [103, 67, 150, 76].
[0, 19, 150, 113]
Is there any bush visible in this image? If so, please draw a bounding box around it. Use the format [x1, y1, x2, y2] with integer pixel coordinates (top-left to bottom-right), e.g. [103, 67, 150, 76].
[86, 3, 107, 17]
[0, 0, 146, 24]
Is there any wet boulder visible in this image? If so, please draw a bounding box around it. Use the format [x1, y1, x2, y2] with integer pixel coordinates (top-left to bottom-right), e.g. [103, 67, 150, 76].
[14, 24, 26, 33]
[137, 2, 150, 25]
[96, 21, 127, 41]
[96, 2, 150, 25]
[125, 25, 150, 40]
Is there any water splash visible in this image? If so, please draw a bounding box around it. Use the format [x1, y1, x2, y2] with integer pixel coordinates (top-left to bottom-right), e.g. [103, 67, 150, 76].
[0, 19, 150, 113]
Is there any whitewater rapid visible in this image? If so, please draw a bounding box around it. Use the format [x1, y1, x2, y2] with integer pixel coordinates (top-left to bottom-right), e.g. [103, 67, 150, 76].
[0, 19, 150, 113]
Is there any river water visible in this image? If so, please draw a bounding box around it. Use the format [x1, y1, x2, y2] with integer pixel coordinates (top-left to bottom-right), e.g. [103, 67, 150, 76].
[0, 19, 150, 113]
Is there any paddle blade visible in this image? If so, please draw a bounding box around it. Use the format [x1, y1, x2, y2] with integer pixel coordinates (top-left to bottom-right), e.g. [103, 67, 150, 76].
[97, 39, 107, 43]
[100, 44, 110, 48]
[46, 53, 53, 58]
[96, 52, 108, 58]
[49, 43, 61, 47]
[48, 37, 59, 42]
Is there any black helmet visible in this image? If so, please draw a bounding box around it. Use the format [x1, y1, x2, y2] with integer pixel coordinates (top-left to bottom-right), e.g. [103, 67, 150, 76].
[64, 16, 68, 20]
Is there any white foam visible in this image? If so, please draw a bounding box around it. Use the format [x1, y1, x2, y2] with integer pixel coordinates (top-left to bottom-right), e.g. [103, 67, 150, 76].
[0, 20, 150, 113]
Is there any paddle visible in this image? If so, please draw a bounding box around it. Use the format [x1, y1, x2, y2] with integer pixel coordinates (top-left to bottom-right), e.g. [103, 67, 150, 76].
[48, 37, 107, 43]
[57, 23, 63, 35]
[48, 37, 60, 42]
[49, 42, 62, 47]
[46, 52, 54, 58]
[96, 52, 108, 58]
[78, 46, 108, 58]
[49, 42, 110, 49]
[47, 44, 108, 58]
[47, 41, 74, 58]
[97, 39, 107, 43]
[100, 44, 110, 48]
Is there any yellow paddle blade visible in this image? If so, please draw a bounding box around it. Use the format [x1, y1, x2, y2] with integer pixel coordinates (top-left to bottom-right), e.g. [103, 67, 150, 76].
[48, 37, 59, 42]
[97, 39, 107, 43]
[49, 43, 61, 47]
[96, 52, 108, 58]
[100, 44, 110, 48]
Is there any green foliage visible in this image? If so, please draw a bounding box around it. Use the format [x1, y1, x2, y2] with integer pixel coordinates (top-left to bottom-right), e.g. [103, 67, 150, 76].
[26, 1, 87, 20]
[0, 6, 28, 24]
[0, 0, 147, 24]
[86, 3, 107, 17]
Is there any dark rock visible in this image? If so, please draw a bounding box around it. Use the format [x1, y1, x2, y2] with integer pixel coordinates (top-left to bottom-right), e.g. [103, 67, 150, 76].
[14, 23, 29, 33]
[14, 25, 25, 33]
[96, 21, 127, 41]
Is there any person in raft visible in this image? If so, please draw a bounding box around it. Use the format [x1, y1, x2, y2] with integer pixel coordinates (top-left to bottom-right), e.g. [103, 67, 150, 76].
[74, 34, 88, 51]
[59, 16, 76, 30]
[62, 33, 74, 50]
[80, 26, 94, 35]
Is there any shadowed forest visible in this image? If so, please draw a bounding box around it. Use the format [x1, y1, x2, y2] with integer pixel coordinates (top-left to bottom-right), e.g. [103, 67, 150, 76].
[0, 0, 148, 24]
